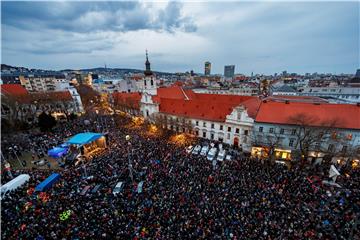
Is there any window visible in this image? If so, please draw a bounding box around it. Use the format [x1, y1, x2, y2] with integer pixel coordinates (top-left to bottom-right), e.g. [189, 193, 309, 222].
[218, 137, 223, 142]
[342, 145, 347, 152]
[182, 128, 185, 133]
[220, 125, 223, 130]
[211, 123, 214, 129]
[291, 129, 296, 135]
[196, 121, 199, 126]
[146, 110, 149, 117]
[176, 127, 179, 132]
[227, 133, 230, 139]
[289, 139, 294, 147]
[280, 128, 284, 134]
[203, 132, 207, 138]
[346, 134, 352, 140]
[269, 128, 274, 133]
[228, 127, 231, 132]
[259, 127, 263, 133]
[243, 136, 247, 143]
[235, 128, 239, 134]
[210, 133, 214, 140]
[151, 79, 154, 86]
[195, 131, 199, 136]
[244, 130, 248, 136]
[203, 122, 206, 127]
[144, 79, 147, 86]
[331, 132, 337, 139]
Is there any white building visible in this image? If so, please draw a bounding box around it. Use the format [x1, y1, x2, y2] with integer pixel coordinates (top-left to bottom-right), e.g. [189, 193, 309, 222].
[299, 86, 360, 103]
[252, 100, 360, 162]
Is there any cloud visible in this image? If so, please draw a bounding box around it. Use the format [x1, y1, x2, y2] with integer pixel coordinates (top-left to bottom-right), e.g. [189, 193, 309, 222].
[1, 1, 196, 33]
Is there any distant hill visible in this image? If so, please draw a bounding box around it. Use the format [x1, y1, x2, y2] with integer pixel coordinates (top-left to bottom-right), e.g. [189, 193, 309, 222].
[1, 64, 177, 76]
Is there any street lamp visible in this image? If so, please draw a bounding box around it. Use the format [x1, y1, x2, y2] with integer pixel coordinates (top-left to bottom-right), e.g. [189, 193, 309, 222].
[126, 135, 134, 183]
[8, 147, 23, 167]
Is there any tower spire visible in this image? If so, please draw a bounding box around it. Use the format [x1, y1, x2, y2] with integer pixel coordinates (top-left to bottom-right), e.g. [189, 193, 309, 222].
[144, 49, 152, 76]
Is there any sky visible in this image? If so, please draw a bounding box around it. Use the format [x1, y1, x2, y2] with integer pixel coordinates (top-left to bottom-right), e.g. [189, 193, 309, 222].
[1, 1, 359, 75]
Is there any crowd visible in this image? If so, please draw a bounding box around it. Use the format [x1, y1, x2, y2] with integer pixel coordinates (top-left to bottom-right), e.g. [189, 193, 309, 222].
[1, 114, 359, 239]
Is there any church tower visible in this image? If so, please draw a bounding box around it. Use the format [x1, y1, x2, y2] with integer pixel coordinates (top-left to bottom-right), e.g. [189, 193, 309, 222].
[140, 50, 159, 119]
[141, 50, 157, 95]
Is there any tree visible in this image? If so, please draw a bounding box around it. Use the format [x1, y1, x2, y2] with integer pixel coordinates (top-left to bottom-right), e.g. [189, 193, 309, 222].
[252, 130, 283, 163]
[288, 113, 340, 161]
[38, 111, 57, 132]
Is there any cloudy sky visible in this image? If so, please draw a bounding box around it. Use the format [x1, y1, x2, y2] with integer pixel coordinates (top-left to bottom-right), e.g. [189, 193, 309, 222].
[1, 1, 359, 74]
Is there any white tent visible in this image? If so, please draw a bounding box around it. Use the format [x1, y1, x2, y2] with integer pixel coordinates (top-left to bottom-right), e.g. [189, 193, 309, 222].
[329, 165, 340, 182]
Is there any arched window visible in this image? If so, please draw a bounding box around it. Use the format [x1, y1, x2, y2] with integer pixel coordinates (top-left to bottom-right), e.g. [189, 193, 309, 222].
[144, 79, 147, 87]
[151, 79, 154, 86]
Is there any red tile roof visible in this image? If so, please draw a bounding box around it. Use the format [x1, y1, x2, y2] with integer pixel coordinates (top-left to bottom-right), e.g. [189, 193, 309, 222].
[255, 101, 360, 130]
[159, 96, 261, 122]
[112, 92, 142, 110]
[31, 91, 73, 102]
[1, 84, 29, 96]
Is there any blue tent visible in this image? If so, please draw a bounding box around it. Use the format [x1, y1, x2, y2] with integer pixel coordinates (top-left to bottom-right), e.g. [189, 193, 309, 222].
[35, 173, 61, 192]
[66, 132, 104, 146]
[48, 147, 69, 158]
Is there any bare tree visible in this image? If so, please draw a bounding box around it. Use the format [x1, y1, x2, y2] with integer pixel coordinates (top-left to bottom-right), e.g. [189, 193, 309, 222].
[252, 129, 283, 163]
[288, 113, 340, 161]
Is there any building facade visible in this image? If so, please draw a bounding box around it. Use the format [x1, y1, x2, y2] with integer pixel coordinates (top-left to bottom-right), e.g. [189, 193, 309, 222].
[224, 65, 235, 78]
[204, 61, 211, 76]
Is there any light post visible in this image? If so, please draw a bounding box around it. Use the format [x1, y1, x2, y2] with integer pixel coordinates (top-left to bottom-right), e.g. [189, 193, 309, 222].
[126, 135, 134, 183]
[8, 147, 23, 167]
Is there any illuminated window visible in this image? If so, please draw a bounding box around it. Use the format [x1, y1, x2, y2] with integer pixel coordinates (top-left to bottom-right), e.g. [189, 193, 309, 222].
[331, 132, 337, 139]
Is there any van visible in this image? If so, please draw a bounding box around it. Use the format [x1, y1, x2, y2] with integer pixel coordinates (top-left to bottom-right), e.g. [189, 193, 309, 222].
[207, 147, 218, 161]
[192, 145, 202, 155]
[200, 145, 209, 156]
[113, 181, 124, 196]
[217, 149, 226, 161]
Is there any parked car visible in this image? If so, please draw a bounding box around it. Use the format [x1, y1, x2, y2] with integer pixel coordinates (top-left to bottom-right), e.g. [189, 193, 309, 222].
[192, 145, 202, 155]
[185, 145, 194, 154]
[217, 149, 226, 161]
[200, 145, 209, 156]
[113, 181, 124, 196]
[225, 155, 233, 161]
[207, 147, 218, 161]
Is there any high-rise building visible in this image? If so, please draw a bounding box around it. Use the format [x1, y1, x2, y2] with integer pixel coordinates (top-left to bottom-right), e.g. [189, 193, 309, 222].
[204, 61, 211, 75]
[224, 65, 235, 78]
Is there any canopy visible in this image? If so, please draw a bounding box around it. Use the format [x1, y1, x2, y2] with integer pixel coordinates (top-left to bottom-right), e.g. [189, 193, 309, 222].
[66, 132, 104, 146]
[35, 173, 61, 192]
[48, 147, 69, 158]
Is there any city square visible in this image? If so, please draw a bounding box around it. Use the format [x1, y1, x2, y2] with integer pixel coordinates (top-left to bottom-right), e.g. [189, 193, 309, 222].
[1, 1, 360, 239]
